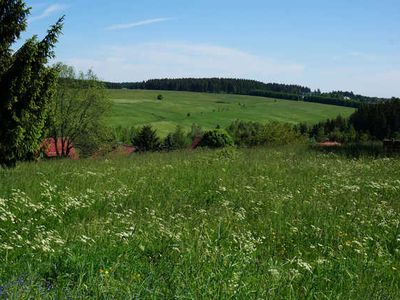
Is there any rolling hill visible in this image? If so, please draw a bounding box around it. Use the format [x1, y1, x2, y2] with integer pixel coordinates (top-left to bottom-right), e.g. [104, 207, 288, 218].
[107, 89, 355, 136]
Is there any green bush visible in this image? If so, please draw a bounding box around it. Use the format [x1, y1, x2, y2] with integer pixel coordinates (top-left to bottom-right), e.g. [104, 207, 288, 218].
[227, 120, 304, 147]
[163, 125, 190, 151]
[114, 125, 139, 145]
[260, 122, 305, 145]
[227, 120, 264, 147]
[308, 115, 358, 143]
[200, 129, 233, 148]
[75, 126, 116, 157]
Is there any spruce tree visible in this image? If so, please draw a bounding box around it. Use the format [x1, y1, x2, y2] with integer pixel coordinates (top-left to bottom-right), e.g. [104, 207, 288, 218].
[132, 125, 161, 152]
[0, 0, 64, 167]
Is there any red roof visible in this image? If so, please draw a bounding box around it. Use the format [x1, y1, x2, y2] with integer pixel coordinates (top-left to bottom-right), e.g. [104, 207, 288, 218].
[191, 137, 202, 149]
[41, 138, 77, 159]
[121, 145, 136, 155]
[318, 141, 342, 147]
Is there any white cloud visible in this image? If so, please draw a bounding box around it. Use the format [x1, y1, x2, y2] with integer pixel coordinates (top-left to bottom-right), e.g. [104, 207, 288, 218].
[353, 70, 400, 97]
[106, 18, 173, 31]
[63, 43, 400, 97]
[64, 42, 305, 84]
[29, 4, 67, 22]
[303, 67, 400, 98]
[61, 42, 400, 97]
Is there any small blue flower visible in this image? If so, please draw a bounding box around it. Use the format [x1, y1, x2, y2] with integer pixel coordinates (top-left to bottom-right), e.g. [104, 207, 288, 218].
[17, 276, 25, 286]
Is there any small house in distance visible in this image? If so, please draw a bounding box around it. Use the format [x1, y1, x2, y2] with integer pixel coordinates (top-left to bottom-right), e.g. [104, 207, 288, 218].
[41, 138, 77, 159]
[318, 141, 342, 148]
[120, 144, 136, 155]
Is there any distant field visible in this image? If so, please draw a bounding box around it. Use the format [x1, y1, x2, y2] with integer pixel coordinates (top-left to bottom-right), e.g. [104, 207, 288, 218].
[107, 89, 355, 135]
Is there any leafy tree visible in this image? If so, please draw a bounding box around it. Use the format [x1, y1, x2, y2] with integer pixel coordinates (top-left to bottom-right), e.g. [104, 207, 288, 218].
[227, 120, 304, 147]
[257, 122, 303, 145]
[114, 125, 139, 145]
[47, 63, 111, 158]
[163, 125, 190, 151]
[0, 0, 64, 167]
[157, 94, 163, 101]
[227, 120, 264, 147]
[200, 129, 233, 148]
[132, 125, 160, 152]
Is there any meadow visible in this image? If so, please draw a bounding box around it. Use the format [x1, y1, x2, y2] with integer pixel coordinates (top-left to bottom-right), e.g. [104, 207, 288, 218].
[107, 90, 355, 135]
[1, 146, 400, 298]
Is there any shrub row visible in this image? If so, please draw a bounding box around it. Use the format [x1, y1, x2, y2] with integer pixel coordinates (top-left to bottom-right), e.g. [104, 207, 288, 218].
[113, 120, 305, 153]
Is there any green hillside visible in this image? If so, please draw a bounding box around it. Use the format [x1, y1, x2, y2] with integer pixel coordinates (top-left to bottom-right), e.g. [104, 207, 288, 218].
[107, 89, 355, 135]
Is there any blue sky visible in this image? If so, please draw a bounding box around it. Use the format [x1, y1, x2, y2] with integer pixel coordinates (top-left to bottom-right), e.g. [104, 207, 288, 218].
[22, 0, 400, 97]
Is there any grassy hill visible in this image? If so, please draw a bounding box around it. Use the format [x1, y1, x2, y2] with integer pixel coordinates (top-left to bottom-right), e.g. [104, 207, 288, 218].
[1, 146, 399, 298]
[107, 89, 355, 135]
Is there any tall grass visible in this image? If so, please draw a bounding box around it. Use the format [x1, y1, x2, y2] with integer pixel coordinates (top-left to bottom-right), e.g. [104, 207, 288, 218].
[1, 146, 400, 298]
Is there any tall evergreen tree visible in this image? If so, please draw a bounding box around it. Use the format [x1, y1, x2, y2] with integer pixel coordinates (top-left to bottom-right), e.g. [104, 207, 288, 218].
[0, 0, 64, 167]
[132, 125, 161, 152]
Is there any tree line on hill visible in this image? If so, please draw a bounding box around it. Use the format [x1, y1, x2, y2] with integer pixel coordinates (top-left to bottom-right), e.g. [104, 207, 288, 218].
[105, 78, 311, 95]
[104, 78, 396, 108]
[248, 90, 361, 108]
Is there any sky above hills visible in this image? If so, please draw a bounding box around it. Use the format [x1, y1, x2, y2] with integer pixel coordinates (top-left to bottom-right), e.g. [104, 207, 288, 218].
[22, 0, 400, 97]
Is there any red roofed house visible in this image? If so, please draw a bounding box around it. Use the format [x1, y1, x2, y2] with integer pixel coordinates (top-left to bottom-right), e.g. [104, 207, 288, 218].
[191, 137, 202, 149]
[41, 138, 78, 159]
[318, 141, 342, 147]
[121, 144, 136, 155]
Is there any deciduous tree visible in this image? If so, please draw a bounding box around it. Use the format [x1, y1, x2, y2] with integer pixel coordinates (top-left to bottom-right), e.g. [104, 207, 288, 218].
[47, 63, 111, 157]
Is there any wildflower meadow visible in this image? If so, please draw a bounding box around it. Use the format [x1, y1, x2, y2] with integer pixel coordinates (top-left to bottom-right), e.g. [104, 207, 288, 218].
[1, 146, 400, 298]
